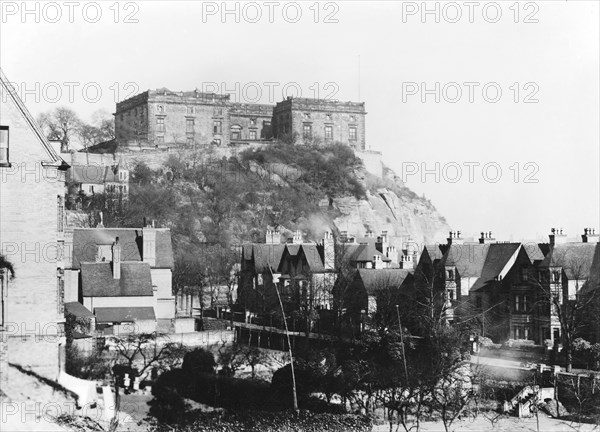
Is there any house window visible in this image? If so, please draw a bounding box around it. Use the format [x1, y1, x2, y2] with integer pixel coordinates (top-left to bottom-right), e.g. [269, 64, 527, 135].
[448, 290, 454, 301]
[476, 296, 482, 309]
[303, 123, 312, 139]
[57, 195, 64, 233]
[324, 125, 333, 140]
[0, 126, 9, 166]
[520, 267, 529, 281]
[57, 269, 64, 315]
[249, 130, 257, 140]
[552, 270, 561, 283]
[349, 126, 357, 141]
[447, 269, 454, 280]
[89, 185, 94, 193]
[231, 125, 242, 140]
[156, 117, 165, 132]
[186, 118, 195, 133]
[214, 121, 222, 135]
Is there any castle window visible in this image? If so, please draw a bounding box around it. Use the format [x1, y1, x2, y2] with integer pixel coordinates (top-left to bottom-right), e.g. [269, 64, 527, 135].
[349, 126, 357, 141]
[214, 121, 222, 135]
[187, 106, 195, 114]
[231, 125, 242, 140]
[214, 108, 223, 116]
[326, 114, 332, 121]
[350, 115, 356, 122]
[250, 118, 257, 126]
[249, 130, 257, 140]
[186, 118, 195, 133]
[303, 123, 312, 139]
[0, 126, 9, 166]
[324, 125, 333, 140]
[156, 117, 165, 132]
[157, 105, 164, 113]
[304, 112, 311, 120]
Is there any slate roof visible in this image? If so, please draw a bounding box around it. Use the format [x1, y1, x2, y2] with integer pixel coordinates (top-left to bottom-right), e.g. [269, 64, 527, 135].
[440, 243, 522, 292]
[95, 306, 156, 323]
[522, 242, 547, 263]
[357, 269, 412, 295]
[540, 243, 600, 280]
[301, 244, 325, 272]
[342, 241, 390, 263]
[470, 243, 521, 291]
[71, 228, 174, 269]
[246, 244, 285, 273]
[422, 244, 445, 262]
[64, 301, 94, 318]
[80, 262, 153, 297]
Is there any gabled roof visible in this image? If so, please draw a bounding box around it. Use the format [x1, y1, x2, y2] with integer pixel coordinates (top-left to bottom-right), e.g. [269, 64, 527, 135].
[0, 68, 67, 169]
[286, 244, 301, 256]
[248, 244, 285, 273]
[357, 269, 412, 295]
[95, 306, 156, 323]
[440, 243, 522, 292]
[540, 243, 600, 280]
[342, 241, 390, 263]
[470, 243, 522, 291]
[422, 244, 445, 262]
[71, 228, 174, 269]
[81, 262, 153, 297]
[64, 301, 94, 318]
[300, 244, 325, 272]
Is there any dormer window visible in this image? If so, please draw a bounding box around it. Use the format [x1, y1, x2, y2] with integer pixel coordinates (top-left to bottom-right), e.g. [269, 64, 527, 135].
[552, 270, 561, 283]
[0, 126, 9, 166]
[447, 269, 454, 280]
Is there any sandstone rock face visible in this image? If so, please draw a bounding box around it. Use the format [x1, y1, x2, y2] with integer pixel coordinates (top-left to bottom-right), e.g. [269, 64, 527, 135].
[330, 188, 450, 248]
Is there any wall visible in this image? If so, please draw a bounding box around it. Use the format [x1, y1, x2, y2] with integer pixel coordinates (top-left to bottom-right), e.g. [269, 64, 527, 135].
[355, 150, 383, 178]
[83, 295, 154, 311]
[0, 79, 65, 381]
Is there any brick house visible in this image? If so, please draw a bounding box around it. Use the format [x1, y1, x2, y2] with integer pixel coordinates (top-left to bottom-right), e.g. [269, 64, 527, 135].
[0, 68, 69, 383]
[66, 161, 129, 197]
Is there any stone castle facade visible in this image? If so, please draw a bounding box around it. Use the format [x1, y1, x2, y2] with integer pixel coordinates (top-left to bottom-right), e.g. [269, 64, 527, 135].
[98, 88, 367, 153]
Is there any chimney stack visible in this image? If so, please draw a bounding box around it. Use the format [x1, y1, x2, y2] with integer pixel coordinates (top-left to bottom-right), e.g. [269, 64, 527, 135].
[582, 228, 599, 243]
[339, 230, 348, 243]
[143, 220, 157, 267]
[376, 230, 389, 254]
[479, 231, 496, 244]
[323, 231, 335, 270]
[265, 228, 281, 245]
[112, 237, 121, 279]
[447, 230, 464, 245]
[399, 253, 414, 270]
[372, 254, 384, 269]
[292, 230, 303, 244]
[549, 227, 568, 245]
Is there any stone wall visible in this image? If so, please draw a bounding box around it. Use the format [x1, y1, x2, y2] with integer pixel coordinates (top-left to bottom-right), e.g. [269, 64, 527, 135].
[355, 150, 383, 177]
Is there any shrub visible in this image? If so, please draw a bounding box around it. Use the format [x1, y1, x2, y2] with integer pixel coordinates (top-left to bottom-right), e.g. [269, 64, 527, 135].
[182, 348, 216, 377]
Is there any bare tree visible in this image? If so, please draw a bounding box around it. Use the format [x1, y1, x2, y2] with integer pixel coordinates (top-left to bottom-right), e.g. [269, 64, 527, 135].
[37, 107, 82, 151]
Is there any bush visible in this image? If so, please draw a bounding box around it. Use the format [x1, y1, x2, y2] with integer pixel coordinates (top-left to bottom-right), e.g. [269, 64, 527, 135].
[149, 369, 191, 423]
[182, 348, 216, 377]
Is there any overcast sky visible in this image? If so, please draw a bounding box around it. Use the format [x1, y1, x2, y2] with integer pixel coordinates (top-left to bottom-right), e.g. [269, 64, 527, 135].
[1, 1, 598, 241]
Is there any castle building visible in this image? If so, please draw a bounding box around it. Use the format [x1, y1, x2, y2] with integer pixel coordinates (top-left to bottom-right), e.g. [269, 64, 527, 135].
[92, 88, 366, 153]
[272, 97, 366, 149]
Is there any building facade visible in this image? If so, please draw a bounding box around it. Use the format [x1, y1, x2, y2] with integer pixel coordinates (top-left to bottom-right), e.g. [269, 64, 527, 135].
[107, 89, 366, 152]
[0, 69, 69, 383]
[272, 97, 366, 149]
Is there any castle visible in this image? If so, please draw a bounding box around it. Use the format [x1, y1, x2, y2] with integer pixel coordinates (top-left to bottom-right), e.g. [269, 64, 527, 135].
[89, 88, 367, 153]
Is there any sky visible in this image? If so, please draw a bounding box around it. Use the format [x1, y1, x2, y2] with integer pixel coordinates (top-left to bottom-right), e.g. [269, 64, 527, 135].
[1, 0, 598, 241]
